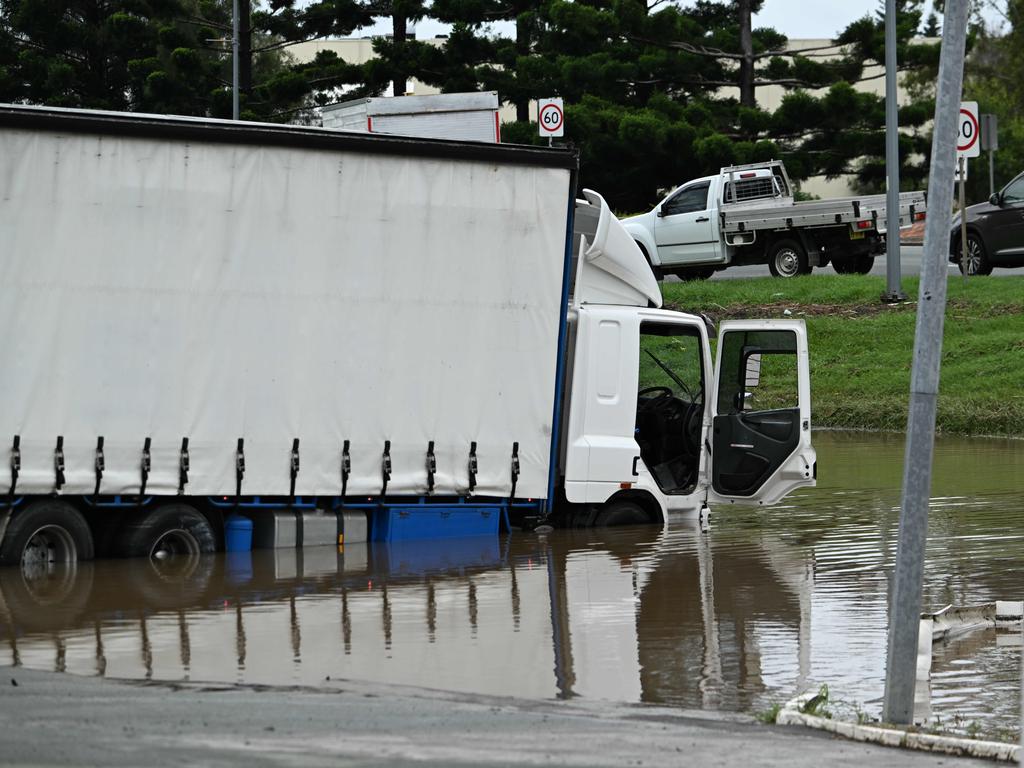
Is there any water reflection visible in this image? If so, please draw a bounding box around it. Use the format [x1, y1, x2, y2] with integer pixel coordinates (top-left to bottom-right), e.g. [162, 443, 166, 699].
[0, 432, 1020, 739]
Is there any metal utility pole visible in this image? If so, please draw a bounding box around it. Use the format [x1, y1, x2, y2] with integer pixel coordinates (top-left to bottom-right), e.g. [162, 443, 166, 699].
[232, 0, 240, 121]
[882, 0, 971, 726]
[883, 0, 907, 302]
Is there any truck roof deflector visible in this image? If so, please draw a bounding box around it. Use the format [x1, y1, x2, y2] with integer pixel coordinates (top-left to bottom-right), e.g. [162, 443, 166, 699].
[574, 190, 662, 309]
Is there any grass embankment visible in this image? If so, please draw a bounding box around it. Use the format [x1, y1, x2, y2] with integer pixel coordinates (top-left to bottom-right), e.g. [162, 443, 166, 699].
[662, 275, 1024, 436]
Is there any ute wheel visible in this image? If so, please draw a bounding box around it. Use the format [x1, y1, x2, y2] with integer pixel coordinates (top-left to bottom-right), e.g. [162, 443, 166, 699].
[851, 255, 875, 274]
[767, 239, 810, 278]
[595, 501, 653, 527]
[957, 232, 992, 276]
[637, 243, 663, 281]
[675, 266, 714, 281]
[0, 500, 94, 571]
[116, 504, 216, 561]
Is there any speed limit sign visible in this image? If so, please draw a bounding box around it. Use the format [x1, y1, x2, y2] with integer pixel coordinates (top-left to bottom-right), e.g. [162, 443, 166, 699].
[538, 98, 564, 138]
[957, 101, 980, 159]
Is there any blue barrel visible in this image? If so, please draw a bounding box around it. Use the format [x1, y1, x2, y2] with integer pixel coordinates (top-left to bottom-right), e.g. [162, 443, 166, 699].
[224, 514, 253, 552]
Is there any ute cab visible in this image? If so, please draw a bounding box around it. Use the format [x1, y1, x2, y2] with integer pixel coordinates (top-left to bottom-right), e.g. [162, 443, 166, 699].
[559, 191, 816, 524]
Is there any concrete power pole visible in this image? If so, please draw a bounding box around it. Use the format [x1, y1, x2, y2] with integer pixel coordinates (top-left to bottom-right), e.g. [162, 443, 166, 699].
[881, 0, 971, 726]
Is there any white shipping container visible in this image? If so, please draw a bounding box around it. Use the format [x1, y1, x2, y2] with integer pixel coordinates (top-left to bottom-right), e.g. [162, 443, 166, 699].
[323, 92, 501, 142]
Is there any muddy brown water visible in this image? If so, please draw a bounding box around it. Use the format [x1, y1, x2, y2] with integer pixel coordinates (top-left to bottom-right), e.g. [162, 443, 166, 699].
[1, 431, 1021, 739]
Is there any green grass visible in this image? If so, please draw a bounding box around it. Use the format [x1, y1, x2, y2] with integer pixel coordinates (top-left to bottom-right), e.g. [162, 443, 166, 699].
[661, 275, 1024, 436]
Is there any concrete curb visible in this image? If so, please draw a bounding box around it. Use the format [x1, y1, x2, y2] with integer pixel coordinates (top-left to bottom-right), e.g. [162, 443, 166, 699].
[778, 692, 1020, 763]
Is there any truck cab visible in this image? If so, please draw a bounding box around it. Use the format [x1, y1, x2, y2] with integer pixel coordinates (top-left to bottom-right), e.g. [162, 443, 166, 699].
[559, 191, 816, 525]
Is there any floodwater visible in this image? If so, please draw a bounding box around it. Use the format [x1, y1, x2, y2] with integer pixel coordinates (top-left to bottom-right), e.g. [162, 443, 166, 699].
[1, 431, 1021, 739]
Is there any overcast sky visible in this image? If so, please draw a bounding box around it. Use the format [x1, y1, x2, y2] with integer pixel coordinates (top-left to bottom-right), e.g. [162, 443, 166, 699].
[399, 0, 1004, 42]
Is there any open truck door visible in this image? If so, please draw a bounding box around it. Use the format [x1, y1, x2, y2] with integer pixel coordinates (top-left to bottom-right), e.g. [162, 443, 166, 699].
[705, 320, 816, 506]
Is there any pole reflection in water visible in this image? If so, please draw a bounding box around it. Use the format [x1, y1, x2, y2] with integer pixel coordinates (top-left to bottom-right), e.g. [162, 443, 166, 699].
[0, 433, 1020, 739]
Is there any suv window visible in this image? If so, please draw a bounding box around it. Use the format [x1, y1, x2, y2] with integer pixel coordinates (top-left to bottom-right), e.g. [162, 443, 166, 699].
[662, 182, 710, 217]
[1002, 175, 1024, 205]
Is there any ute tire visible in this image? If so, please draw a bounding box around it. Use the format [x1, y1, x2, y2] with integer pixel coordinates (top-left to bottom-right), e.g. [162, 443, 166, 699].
[0, 499, 94, 567]
[767, 238, 810, 278]
[852, 255, 875, 274]
[116, 504, 216, 560]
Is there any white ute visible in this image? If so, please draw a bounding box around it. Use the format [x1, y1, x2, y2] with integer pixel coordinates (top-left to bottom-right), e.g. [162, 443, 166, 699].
[623, 160, 927, 279]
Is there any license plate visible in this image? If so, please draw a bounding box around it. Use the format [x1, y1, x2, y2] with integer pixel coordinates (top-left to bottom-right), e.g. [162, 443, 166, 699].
[849, 231, 865, 240]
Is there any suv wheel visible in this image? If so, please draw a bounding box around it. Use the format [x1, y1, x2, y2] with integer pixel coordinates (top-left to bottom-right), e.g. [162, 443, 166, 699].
[957, 232, 993, 276]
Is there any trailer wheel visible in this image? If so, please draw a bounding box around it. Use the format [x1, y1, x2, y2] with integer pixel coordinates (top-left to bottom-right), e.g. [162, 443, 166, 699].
[595, 501, 652, 527]
[117, 504, 216, 561]
[0, 500, 94, 571]
[767, 239, 809, 278]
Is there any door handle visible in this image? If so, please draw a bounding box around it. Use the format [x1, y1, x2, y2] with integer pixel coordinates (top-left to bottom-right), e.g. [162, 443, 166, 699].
[631, 456, 641, 476]
[695, 216, 710, 222]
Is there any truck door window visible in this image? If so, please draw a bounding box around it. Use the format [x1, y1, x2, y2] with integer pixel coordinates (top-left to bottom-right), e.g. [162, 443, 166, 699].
[716, 330, 798, 415]
[661, 182, 710, 216]
[636, 322, 704, 494]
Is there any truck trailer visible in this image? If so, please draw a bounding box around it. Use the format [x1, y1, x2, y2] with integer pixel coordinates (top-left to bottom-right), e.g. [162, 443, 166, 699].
[0, 105, 817, 573]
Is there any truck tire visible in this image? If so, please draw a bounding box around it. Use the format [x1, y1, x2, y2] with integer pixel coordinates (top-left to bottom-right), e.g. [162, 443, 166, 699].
[767, 239, 810, 278]
[0, 499, 94, 569]
[595, 501, 652, 527]
[0, 559, 95, 633]
[117, 504, 216, 560]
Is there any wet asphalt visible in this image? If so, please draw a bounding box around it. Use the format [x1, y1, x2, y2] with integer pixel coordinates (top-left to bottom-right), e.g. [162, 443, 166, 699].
[0, 667, 995, 767]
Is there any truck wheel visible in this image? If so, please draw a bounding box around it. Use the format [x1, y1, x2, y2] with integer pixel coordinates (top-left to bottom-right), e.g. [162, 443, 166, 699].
[767, 239, 809, 278]
[117, 504, 216, 560]
[0, 500, 94, 570]
[595, 501, 652, 527]
[957, 232, 992, 276]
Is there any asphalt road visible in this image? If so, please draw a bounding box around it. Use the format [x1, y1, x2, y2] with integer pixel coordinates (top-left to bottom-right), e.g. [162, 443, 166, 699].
[678, 245, 1022, 281]
[0, 668, 994, 767]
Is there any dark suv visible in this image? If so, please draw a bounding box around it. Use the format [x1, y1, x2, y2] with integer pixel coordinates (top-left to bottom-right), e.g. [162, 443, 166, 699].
[950, 170, 1024, 274]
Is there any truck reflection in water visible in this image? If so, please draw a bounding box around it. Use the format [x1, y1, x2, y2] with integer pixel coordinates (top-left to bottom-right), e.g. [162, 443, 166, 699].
[2, 432, 1021, 746]
[0, 527, 811, 709]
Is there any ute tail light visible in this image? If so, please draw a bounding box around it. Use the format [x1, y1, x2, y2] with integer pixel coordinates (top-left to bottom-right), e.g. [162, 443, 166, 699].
[854, 220, 873, 230]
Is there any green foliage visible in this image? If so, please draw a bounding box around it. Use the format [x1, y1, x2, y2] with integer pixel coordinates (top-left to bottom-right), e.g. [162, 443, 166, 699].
[755, 702, 782, 724]
[662, 274, 1024, 437]
[959, 1, 1024, 203]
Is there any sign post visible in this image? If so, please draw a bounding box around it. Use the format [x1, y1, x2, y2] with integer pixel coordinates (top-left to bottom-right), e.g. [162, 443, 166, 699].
[538, 98, 565, 146]
[956, 101, 980, 278]
[980, 113, 998, 198]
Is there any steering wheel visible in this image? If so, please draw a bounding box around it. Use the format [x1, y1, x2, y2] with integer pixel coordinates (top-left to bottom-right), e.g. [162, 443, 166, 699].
[638, 386, 672, 400]
[681, 393, 704, 457]
[637, 386, 673, 412]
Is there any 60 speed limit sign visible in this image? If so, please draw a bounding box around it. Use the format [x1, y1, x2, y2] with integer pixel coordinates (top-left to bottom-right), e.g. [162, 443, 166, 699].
[538, 98, 564, 138]
[957, 101, 980, 159]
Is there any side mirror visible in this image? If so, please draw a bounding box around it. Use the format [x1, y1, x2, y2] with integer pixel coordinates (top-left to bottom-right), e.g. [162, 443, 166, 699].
[989, 192, 1002, 206]
[656, 208, 665, 218]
